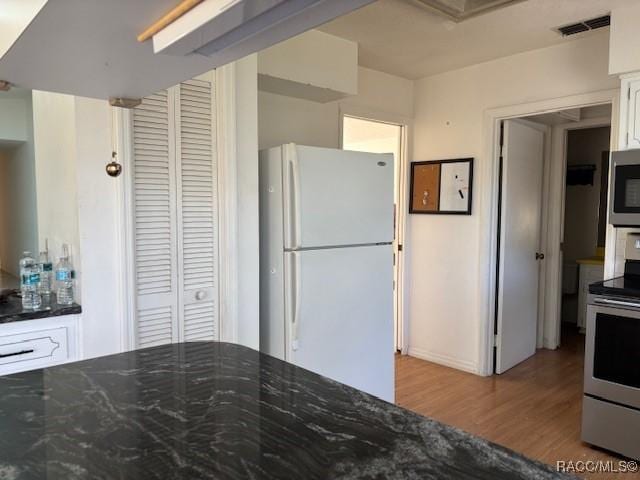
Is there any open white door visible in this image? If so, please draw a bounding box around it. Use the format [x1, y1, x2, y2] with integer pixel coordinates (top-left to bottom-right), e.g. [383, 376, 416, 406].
[496, 119, 545, 374]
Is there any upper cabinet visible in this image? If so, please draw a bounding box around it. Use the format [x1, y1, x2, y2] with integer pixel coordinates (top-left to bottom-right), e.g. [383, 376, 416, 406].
[257, 30, 358, 103]
[620, 75, 640, 150]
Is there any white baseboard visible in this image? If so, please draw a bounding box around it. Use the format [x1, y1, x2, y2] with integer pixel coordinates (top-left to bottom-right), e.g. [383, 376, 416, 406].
[542, 338, 559, 350]
[407, 346, 479, 375]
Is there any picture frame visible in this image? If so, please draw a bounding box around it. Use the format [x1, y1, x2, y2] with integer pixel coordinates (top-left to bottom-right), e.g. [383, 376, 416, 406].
[409, 158, 473, 215]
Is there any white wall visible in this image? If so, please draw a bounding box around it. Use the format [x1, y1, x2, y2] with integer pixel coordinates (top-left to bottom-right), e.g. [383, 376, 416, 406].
[14, 91, 122, 360]
[74, 96, 124, 359]
[258, 66, 414, 150]
[0, 94, 38, 276]
[235, 54, 260, 349]
[408, 31, 618, 372]
[0, 98, 28, 142]
[32, 91, 81, 277]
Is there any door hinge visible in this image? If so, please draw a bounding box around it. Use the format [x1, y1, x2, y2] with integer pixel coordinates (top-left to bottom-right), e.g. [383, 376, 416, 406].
[493, 334, 499, 348]
[398, 244, 403, 252]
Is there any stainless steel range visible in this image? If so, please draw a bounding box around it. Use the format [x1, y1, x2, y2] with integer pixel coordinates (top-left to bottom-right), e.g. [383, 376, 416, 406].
[583, 243, 640, 460]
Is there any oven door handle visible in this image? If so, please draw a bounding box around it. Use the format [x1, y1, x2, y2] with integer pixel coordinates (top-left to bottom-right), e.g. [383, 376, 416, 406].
[593, 297, 640, 309]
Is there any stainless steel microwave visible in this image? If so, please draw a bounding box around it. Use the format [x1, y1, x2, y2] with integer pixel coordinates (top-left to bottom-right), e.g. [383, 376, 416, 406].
[610, 150, 640, 226]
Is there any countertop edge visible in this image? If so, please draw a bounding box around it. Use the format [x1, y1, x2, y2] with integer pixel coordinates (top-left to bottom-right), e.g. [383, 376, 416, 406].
[0, 302, 82, 325]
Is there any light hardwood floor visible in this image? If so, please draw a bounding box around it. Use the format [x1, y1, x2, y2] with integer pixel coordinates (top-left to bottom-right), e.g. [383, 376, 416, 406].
[395, 325, 640, 479]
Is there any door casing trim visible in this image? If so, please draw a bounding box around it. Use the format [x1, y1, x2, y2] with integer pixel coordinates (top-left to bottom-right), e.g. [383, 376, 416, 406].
[479, 88, 619, 376]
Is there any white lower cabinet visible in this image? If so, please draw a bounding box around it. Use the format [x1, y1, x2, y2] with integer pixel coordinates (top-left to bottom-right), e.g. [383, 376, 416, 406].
[0, 315, 80, 376]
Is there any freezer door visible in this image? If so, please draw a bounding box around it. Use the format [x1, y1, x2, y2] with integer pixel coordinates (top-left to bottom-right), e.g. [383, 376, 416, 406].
[283, 144, 394, 249]
[284, 245, 394, 401]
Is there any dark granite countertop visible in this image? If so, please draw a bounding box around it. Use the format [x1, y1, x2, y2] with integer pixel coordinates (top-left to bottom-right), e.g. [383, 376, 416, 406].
[0, 342, 569, 479]
[0, 290, 81, 324]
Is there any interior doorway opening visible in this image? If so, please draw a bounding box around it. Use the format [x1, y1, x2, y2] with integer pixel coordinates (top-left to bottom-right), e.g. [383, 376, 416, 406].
[493, 103, 613, 374]
[558, 125, 611, 336]
[341, 115, 407, 352]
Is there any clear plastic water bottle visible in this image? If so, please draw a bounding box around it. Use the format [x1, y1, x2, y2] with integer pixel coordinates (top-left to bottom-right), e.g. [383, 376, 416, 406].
[55, 244, 75, 305]
[38, 247, 53, 301]
[20, 251, 42, 310]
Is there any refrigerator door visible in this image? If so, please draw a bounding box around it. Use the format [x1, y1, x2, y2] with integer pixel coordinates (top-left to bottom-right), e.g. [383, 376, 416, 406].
[284, 244, 394, 401]
[283, 144, 394, 249]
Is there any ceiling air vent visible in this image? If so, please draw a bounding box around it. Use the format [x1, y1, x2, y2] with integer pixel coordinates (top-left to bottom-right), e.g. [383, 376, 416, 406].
[411, 0, 525, 22]
[557, 15, 610, 37]
[584, 15, 611, 30]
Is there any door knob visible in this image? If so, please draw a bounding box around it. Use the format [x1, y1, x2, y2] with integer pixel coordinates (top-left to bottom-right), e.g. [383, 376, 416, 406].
[195, 290, 206, 300]
[535, 252, 545, 260]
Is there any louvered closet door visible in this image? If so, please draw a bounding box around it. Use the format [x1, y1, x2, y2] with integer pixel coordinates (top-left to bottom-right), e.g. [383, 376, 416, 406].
[175, 77, 219, 342]
[132, 91, 180, 348]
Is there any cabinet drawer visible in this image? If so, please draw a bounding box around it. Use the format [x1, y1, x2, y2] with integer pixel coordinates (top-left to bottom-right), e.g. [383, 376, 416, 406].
[0, 327, 69, 369]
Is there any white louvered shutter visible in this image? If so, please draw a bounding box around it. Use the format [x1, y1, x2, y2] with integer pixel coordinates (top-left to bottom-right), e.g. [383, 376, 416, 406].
[132, 90, 180, 348]
[175, 77, 219, 341]
[131, 74, 219, 348]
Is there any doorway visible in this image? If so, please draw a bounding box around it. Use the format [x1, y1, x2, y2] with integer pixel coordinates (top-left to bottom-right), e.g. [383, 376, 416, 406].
[341, 114, 407, 352]
[493, 104, 613, 374]
[558, 123, 611, 336]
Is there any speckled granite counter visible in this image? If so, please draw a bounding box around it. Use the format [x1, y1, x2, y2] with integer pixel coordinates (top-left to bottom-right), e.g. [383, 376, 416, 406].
[0, 290, 81, 324]
[0, 342, 569, 479]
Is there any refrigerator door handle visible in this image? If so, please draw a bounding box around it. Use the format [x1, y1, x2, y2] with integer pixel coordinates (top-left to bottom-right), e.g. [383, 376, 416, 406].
[291, 252, 301, 351]
[285, 144, 302, 249]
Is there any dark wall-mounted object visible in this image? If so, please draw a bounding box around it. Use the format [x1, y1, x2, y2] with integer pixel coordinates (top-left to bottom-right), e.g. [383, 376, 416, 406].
[409, 158, 473, 215]
[566, 164, 596, 186]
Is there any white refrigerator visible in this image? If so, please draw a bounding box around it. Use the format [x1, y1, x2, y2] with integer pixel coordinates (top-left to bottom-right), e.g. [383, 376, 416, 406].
[259, 144, 395, 402]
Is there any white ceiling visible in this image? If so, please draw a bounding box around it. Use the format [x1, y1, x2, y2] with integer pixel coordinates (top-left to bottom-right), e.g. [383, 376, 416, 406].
[0, 0, 222, 100]
[410, 0, 525, 21]
[320, 0, 636, 79]
[0, 0, 47, 59]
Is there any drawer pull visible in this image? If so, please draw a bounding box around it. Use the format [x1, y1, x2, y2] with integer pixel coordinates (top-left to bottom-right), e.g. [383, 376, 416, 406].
[0, 349, 35, 359]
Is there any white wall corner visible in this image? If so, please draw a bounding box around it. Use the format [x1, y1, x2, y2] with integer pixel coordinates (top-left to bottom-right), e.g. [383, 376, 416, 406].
[234, 54, 260, 350]
[74, 96, 123, 359]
